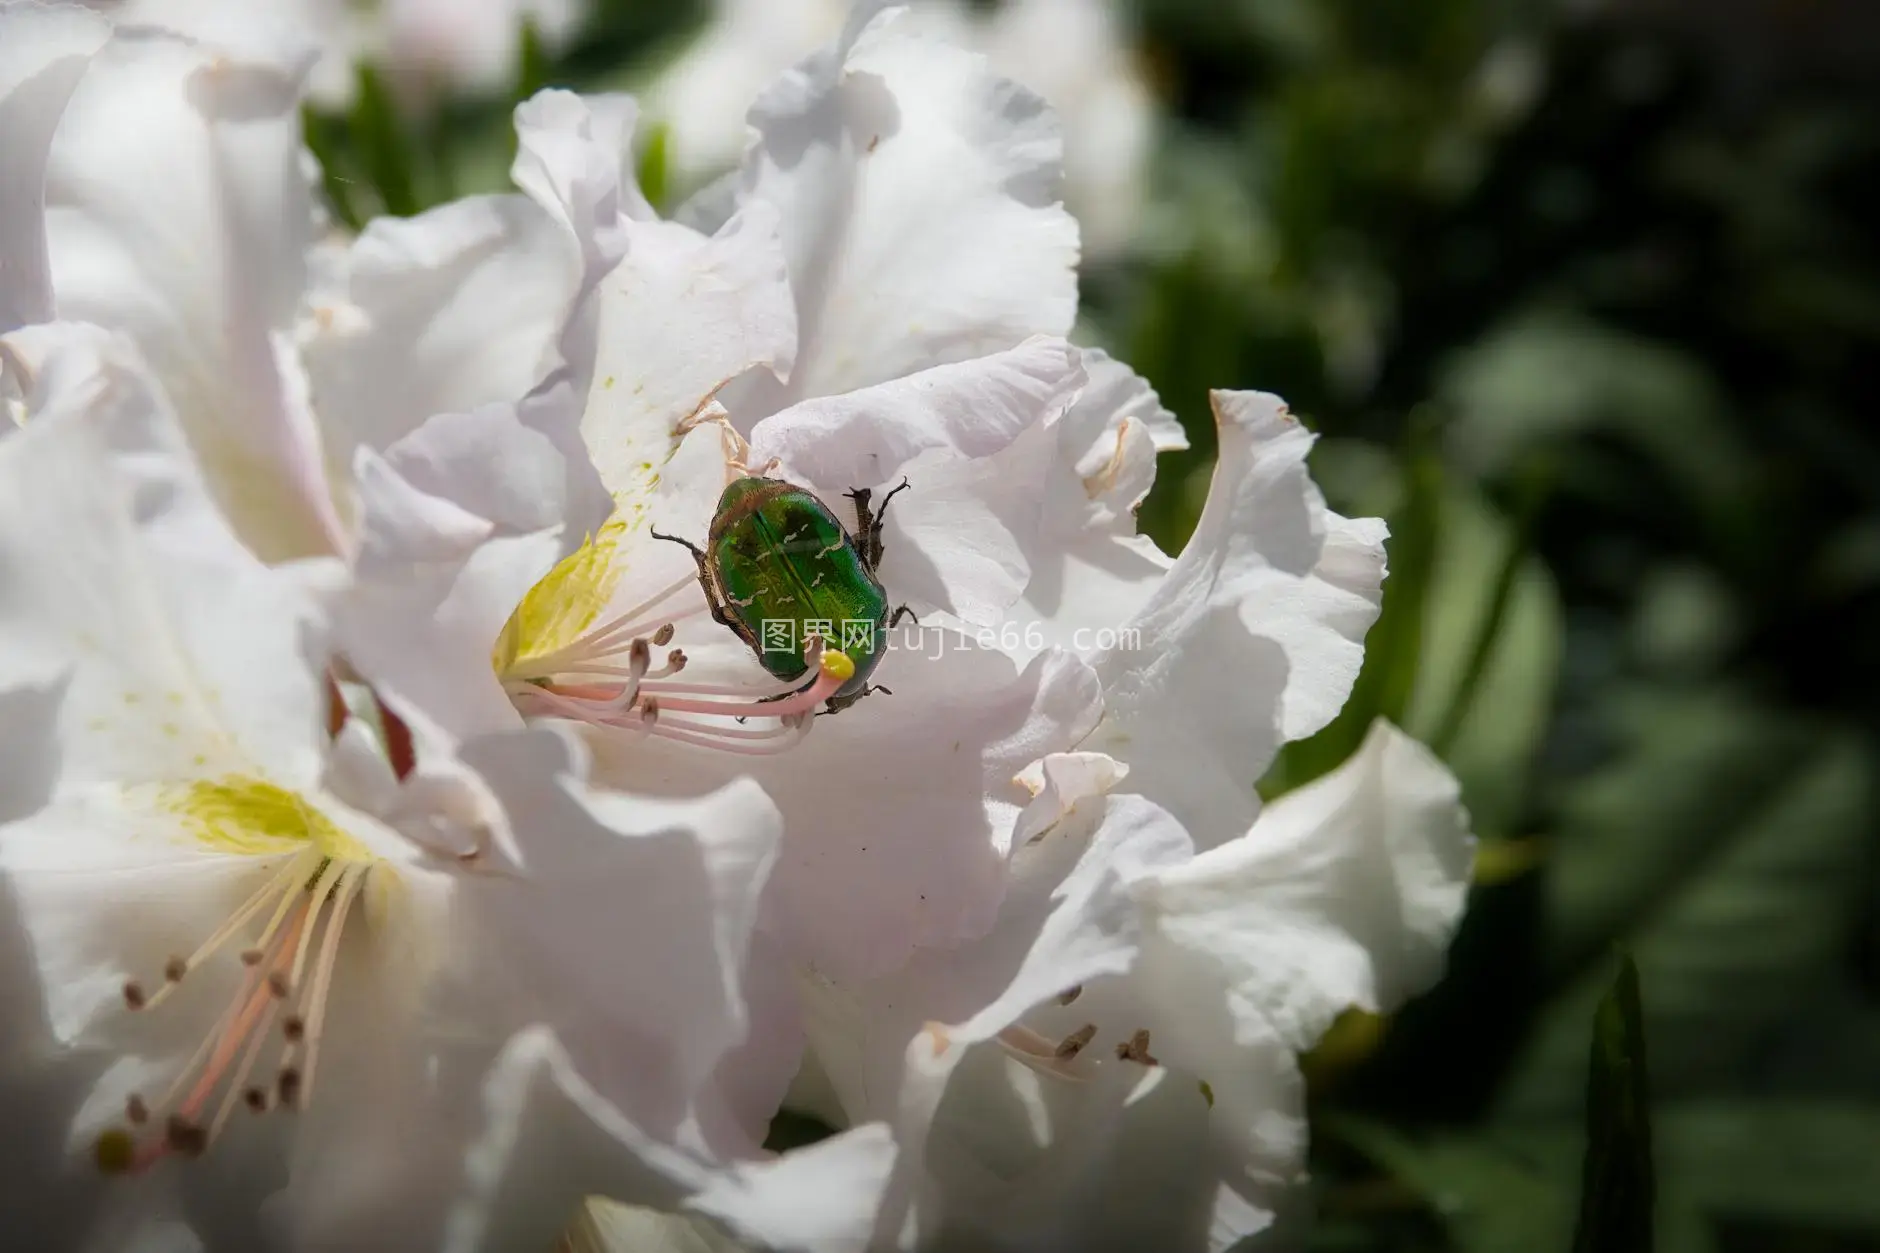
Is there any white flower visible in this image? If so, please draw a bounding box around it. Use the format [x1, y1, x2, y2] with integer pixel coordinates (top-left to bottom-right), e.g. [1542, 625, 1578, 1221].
[0, 329, 875, 1251]
[1, 3, 346, 560]
[336, 13, 1105, 988]
[78, 0, 589, 108]
[0, 2, 621, 565]
[794, 724, 1473, 1252]
[644, 0, 1156, 259]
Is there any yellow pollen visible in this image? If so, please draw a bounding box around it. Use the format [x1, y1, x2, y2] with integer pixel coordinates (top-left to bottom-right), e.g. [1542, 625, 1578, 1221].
[166, 777, 370, 862]
[819, 650, 857, 685]
[496, 518, 629, 673]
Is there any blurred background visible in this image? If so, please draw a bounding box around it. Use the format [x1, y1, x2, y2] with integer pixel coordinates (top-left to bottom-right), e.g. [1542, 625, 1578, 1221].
[276, 0, 1880, 1248]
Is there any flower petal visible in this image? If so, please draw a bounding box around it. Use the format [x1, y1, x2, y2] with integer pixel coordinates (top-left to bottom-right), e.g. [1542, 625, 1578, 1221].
[0, 1, 109, 334]
[747, 336, 1080, 493]
[299, 194, 579, 462]
[45, 24, 341, 559]
[832, 791, 1197, 1251]
[721, 2, 1079, 415]
[456, 724, 784, 1125]
[0, 330, 331, 791]
[333, 397, 594, 740]
[1140, 719, 1477, 1053]
[1088, 390, 1385, 847]
[1001, 349, 1181, 665]
[511, 89, 643, 264]
[581, 203, 796, 513]
[595, 641, 1102, 980]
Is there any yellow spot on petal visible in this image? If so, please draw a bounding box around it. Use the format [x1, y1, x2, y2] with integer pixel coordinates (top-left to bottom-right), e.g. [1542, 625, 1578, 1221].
[123, 693, 141, 706]
[496, 518, 629, 673]
[166, 777, 370, 862]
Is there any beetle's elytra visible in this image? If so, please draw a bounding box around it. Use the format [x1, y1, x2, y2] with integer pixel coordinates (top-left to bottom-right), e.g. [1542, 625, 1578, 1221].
[655, 475, 914, 714]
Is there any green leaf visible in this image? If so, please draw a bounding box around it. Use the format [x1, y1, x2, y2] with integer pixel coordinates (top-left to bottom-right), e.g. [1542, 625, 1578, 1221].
[637, 121, 672, 217]
[1437, 314, 1754, 538]
[1572, 953, 1654, 1253]
[300, 105, 364, 232]
[1328, 1117, 1576, 1253]
[1500, 698, 1872, 1118]
[1400, 483, 1562, 838]
[349, 63, 420, 218]
[1658, 1100, 1880, 1231]
[515, 16, 552, 102]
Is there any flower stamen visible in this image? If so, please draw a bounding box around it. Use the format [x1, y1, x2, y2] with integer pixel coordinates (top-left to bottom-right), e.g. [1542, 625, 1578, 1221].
[94, 848, 373, 1175]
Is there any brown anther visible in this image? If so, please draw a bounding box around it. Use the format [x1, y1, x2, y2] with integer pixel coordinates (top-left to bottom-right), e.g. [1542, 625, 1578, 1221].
[163, 956, 188, 983]
[1114, 1029, 1159, 1066]
[125, 1095, 149, 1126]
[122, 980, 148, 1010]
[282, 1015, 306, 1043]
[240, 948, 265, 966]
[278, 1068, 303, 1109]
[639, 698, 659, 726]
[652, 623, 675, 646]
[244, 1087, 269, 1113]
[165, 1114, 207, 1158]
[266, 971, 291, 999]
[1057, 985, 1084, 1006]
[629, 638, 651, 674]
[1054, 1023, 1098, 1059]
[667, 649, 687, 671]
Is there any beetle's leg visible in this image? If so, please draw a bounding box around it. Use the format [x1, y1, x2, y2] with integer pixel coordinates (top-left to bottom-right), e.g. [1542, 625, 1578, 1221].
[888, 604, 918, 629]
[817, 683, 893, 717]
[650, 528, 736, 631]
[844, 486, 875, 537]
[862, 477, 910, 572]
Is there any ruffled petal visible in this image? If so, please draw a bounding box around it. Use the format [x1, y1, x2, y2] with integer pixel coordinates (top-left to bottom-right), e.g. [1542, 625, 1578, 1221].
[720, 3, 1078, 417]
[1088, 390, 1386, 848]
[1140, 719, 1476, 1053]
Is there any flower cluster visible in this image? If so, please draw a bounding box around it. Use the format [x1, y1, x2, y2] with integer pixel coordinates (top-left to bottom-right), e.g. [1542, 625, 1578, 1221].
[0, 2, 1474, 1252]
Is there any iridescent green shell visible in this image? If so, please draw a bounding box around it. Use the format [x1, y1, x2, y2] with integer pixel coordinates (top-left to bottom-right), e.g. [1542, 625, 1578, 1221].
[705, 477, 888, 698]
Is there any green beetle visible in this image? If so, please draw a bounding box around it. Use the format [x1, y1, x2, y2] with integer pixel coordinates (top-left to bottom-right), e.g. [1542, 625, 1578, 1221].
[654, 475, 915, 715]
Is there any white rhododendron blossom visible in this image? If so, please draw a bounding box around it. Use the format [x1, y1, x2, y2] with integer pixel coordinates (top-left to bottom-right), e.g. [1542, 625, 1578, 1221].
[0, 0, 1478, 1250]
[0, 331, 895, 1252]
[645, 0, 1157, 259]
[0, 0, 638, 569]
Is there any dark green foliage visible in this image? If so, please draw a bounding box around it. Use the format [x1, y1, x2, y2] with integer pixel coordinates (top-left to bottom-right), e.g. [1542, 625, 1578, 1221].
[1573, 954, 1655, 1253]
